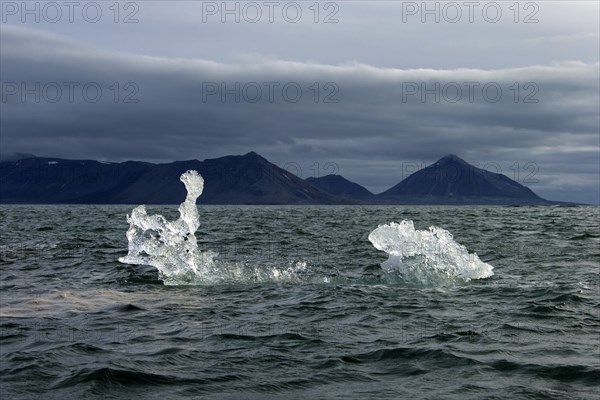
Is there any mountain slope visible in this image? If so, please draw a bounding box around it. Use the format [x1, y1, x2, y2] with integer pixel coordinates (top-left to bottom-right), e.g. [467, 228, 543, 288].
[306, 174, 374, 199]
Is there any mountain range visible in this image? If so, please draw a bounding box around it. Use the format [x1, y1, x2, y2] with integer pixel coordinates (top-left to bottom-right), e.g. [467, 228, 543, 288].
[0, 152, 562, 205]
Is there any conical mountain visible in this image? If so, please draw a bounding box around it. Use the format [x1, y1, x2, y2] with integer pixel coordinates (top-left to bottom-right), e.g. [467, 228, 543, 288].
[379, 154, 547, 204]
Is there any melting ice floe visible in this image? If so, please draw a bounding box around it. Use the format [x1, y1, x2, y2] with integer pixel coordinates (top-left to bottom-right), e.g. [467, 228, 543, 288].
[119, 170, 312, 285]
[368, 220, 494, 285]
[118, 170, 218, 284]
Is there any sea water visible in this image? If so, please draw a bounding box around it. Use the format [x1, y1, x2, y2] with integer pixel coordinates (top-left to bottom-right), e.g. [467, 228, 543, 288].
[1, 174, 598, 398]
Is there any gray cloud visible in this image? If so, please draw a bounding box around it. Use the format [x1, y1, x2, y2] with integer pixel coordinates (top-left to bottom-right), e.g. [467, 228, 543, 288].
[1, 25, 599, 203]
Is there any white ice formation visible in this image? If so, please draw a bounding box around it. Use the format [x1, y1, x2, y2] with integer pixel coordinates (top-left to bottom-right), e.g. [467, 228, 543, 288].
[368, 220, 494, 285]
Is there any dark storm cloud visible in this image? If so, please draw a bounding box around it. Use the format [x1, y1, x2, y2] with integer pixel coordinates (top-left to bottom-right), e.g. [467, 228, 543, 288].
[1, 25, 598, 203]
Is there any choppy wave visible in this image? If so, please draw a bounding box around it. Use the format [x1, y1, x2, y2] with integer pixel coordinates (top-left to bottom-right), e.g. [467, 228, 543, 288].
[3, 203, 600, 399]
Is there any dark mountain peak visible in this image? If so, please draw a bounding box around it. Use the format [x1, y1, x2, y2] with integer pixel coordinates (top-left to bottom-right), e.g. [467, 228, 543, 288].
[307, 174, 373, 198]
[243, 151, 262, 159]
[380, 154, 548, 204]
[236, 151, 269, 164]
[436, 154, 468, 165]
[201, 151, 267, 169]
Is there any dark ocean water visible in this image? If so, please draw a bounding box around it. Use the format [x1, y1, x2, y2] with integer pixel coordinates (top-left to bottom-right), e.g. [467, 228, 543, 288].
[1, 205, 599, 399]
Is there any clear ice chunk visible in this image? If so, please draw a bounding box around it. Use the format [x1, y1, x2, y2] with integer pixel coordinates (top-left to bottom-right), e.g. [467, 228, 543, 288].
[119, 170, 218, 283]
[368, 220, 494, 285]
[118, 170, 314, 285]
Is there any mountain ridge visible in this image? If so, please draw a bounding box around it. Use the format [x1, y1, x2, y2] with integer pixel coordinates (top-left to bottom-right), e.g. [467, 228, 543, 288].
[0, 152, 568, 205]
[0, 152, 349, 204]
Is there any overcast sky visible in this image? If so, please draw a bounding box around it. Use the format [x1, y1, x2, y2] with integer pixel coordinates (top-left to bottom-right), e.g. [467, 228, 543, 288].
[1, 1, 599, 203]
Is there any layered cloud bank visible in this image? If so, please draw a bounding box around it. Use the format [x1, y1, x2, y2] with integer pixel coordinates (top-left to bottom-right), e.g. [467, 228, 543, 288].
[1, 25, 598, 203]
